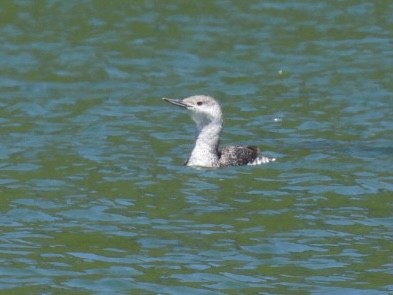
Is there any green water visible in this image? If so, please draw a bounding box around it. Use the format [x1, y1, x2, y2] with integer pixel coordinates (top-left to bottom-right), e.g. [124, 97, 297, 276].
[1, 1, 392, 294]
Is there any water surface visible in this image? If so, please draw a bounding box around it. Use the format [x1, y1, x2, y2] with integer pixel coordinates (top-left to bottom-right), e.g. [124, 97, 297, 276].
[0, 1, 392, 294]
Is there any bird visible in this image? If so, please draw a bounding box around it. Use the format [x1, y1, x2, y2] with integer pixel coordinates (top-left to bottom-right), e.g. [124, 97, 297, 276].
[162, 95, 274, 168]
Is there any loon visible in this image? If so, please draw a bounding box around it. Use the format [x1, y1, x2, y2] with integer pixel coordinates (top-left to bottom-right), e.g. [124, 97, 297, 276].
[163, 95, 275, 168]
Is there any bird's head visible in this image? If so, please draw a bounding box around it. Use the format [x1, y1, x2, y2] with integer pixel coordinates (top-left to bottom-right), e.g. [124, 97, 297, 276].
[163, 95, 223, 130]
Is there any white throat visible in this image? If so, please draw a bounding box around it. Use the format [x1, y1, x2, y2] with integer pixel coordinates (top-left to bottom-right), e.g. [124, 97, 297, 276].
[186, 116, 223, 167]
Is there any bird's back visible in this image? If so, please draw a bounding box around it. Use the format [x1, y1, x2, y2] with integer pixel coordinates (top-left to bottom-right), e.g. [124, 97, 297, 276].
[218, 145, 260, 167]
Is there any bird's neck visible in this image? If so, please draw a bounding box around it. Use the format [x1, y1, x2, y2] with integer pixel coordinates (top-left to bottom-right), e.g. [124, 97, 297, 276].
[195, 121, 222, 152]
[187, 120, 223, 167]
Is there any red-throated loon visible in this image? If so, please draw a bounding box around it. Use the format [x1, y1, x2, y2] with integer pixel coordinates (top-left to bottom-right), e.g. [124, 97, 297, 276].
[163, 95, 275, 168]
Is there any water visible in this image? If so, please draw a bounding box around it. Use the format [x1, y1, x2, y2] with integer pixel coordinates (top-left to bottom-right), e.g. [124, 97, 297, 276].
[1, 1, 392, 294]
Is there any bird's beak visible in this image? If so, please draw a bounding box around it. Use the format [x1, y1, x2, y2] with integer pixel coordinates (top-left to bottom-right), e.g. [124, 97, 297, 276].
[162, 97, 189, 109]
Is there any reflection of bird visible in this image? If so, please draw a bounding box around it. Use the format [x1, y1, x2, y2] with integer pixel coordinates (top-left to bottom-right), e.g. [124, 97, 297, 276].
[163, 95, 274, 168]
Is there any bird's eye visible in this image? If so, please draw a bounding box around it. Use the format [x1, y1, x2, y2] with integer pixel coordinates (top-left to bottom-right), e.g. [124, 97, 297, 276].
[197, 101, 203, 106]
